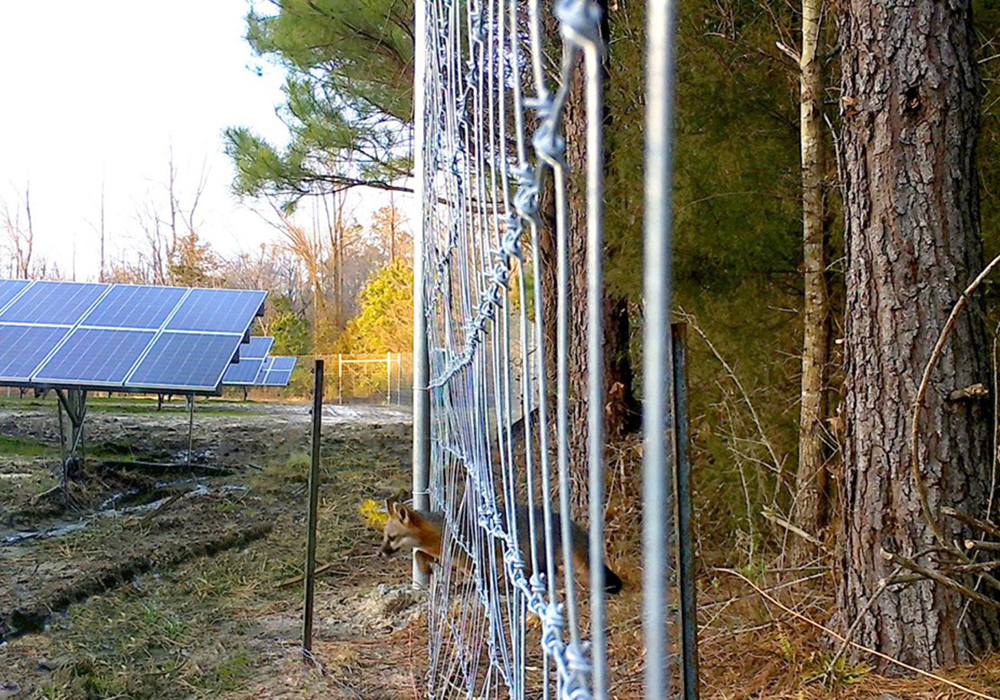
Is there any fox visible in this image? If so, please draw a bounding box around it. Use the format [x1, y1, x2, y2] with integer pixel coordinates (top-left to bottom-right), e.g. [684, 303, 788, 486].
[380, 497, 623, 594]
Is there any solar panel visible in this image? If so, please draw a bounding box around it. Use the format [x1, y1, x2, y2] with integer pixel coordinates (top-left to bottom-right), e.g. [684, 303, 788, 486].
[127, 332, 244, 391]
[259, 356, 297, 387]
[0, 324, 72, 381]
[0, 279, 31, 312]
[269, 356, 296, 372]
[222, 358, 265, 385]
[241, 336, 274, 360]
[0, 280, 267, 393]
[33, 328, 157, 386]
[0, 281, 108, 325]
[81, 285, 187, 329]
[165, 289, 266, 333]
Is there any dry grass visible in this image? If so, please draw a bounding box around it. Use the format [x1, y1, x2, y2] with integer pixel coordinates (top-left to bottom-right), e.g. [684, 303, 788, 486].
[597, 436, 1000, 699]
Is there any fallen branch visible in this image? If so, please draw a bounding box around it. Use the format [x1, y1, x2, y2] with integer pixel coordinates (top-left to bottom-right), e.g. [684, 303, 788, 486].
[761, 508, 830, 555]
[139, 493, 185, 524]
[279, 562, 342, 588]
[100, 459, 234, 476]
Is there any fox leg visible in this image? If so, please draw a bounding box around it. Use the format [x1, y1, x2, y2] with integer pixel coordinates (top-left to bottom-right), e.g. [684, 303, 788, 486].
[415, 549, 436, 576]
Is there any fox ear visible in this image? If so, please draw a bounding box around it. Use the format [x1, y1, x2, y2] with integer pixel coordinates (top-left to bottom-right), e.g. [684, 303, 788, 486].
[396, 503, 418, 525]
[386, 499, 403, 520]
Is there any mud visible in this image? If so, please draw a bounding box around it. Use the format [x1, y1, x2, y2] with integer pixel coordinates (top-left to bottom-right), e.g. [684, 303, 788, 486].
[0, 397, 419, 699]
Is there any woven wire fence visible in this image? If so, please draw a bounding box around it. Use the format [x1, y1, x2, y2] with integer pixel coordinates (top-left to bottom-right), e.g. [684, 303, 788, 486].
[412, 0, 683, 694]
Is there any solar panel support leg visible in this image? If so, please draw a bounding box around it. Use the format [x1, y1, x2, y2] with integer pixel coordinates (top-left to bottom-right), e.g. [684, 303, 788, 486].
[186, 394, 195, 468]
[54, 389, 88, 492]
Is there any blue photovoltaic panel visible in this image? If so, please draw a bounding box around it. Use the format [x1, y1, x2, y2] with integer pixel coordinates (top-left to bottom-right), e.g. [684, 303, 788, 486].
[241, 336, 274, 360]
[34, 328, 156, 385]
[0, 281, 108, 325]
[222, 358, 265, 385]
[259, 356, 296, 387]
[0, 280, 267, 393]
[0, 279, 30, 312]
[0, 324, 71, 381]
[269, 356, 297, 372]
[262, 370, 293, 387]
[128, 332, 243, 391]
[82, 285, 186, 329]
[165, 289, 266, 333]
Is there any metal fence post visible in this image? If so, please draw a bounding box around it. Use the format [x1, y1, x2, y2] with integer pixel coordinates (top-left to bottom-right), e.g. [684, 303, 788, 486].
[671, 323, 699, 699]
[412, 0, 431, 588]
[643, 0, 679, 694]
[303, 359, 324, 659]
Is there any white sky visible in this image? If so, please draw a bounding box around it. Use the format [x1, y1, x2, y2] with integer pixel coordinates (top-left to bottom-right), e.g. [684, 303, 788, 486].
[0, 1, 406, 282]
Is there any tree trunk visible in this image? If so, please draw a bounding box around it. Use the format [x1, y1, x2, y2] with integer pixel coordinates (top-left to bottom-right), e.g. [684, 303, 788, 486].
[793, 0, 830, 552]
[563, 1, 641, 517]
[838, 0, 999, 669]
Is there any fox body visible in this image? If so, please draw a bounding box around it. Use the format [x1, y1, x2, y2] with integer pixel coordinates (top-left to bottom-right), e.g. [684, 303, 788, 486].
[380, 499, 623, 594]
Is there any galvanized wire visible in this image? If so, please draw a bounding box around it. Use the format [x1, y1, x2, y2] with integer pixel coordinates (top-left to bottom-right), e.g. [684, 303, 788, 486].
[412, 0, 638, 692]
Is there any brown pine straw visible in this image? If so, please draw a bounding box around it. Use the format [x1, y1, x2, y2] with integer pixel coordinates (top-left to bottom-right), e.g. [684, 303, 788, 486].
[719, 567, 1000, 700]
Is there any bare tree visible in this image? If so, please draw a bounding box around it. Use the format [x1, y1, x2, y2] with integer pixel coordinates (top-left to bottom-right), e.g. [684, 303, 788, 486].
[1, 183, 35, 279]
[789, 0, 831, 553]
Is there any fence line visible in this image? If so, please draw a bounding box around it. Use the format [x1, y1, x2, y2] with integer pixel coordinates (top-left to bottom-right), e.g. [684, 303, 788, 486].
[411, 0, 686, 695]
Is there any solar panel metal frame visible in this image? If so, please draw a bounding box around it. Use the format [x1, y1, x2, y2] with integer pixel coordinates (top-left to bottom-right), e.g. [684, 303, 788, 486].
[0, 280, 266, 395]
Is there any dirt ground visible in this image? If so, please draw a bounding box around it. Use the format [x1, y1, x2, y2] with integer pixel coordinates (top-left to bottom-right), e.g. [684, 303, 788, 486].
[0, 396, 425, 699]
[1, 396, 1000, 699]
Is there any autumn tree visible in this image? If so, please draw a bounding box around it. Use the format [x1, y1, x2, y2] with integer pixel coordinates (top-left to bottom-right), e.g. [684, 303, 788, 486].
[169, 232, 219, 287]
[837, 0, 998, 669]
[336, 259, 413, 354]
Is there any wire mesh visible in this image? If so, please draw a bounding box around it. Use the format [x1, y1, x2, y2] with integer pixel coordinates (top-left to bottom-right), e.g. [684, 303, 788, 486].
[412, 0, 682, 694]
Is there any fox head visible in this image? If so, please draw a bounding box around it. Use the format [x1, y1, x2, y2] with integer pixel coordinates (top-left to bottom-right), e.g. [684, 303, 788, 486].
[380, 499, 425, 558]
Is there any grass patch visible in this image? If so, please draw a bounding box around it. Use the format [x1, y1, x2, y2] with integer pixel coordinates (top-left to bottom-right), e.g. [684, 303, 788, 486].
[0, 435, 57, 458]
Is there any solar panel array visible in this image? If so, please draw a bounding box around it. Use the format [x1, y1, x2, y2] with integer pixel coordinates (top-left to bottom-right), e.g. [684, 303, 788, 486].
[221, 337, 296, 388]
[0, 280, 266, 394]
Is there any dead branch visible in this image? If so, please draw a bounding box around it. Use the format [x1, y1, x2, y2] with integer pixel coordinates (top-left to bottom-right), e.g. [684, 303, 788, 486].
[965, 539, 1000, 553]
[824, 564, 903, 684]
[760, 508, 830, 555]
[942, 561, 1000, 574]
[910, 252, 1000, 549]
[942, 506, 1000, 541]
[879, 549, 1000, 610]
[946, 383, 988, 402]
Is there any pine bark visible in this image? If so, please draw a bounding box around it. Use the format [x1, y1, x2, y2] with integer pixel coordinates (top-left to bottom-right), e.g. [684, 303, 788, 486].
[563, 0, 640, 518]
[838, 0, 999, 669]
[793, 0, 831, 550]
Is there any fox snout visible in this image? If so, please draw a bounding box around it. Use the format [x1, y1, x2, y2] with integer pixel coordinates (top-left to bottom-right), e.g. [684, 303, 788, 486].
[380, 541, 396, 558]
